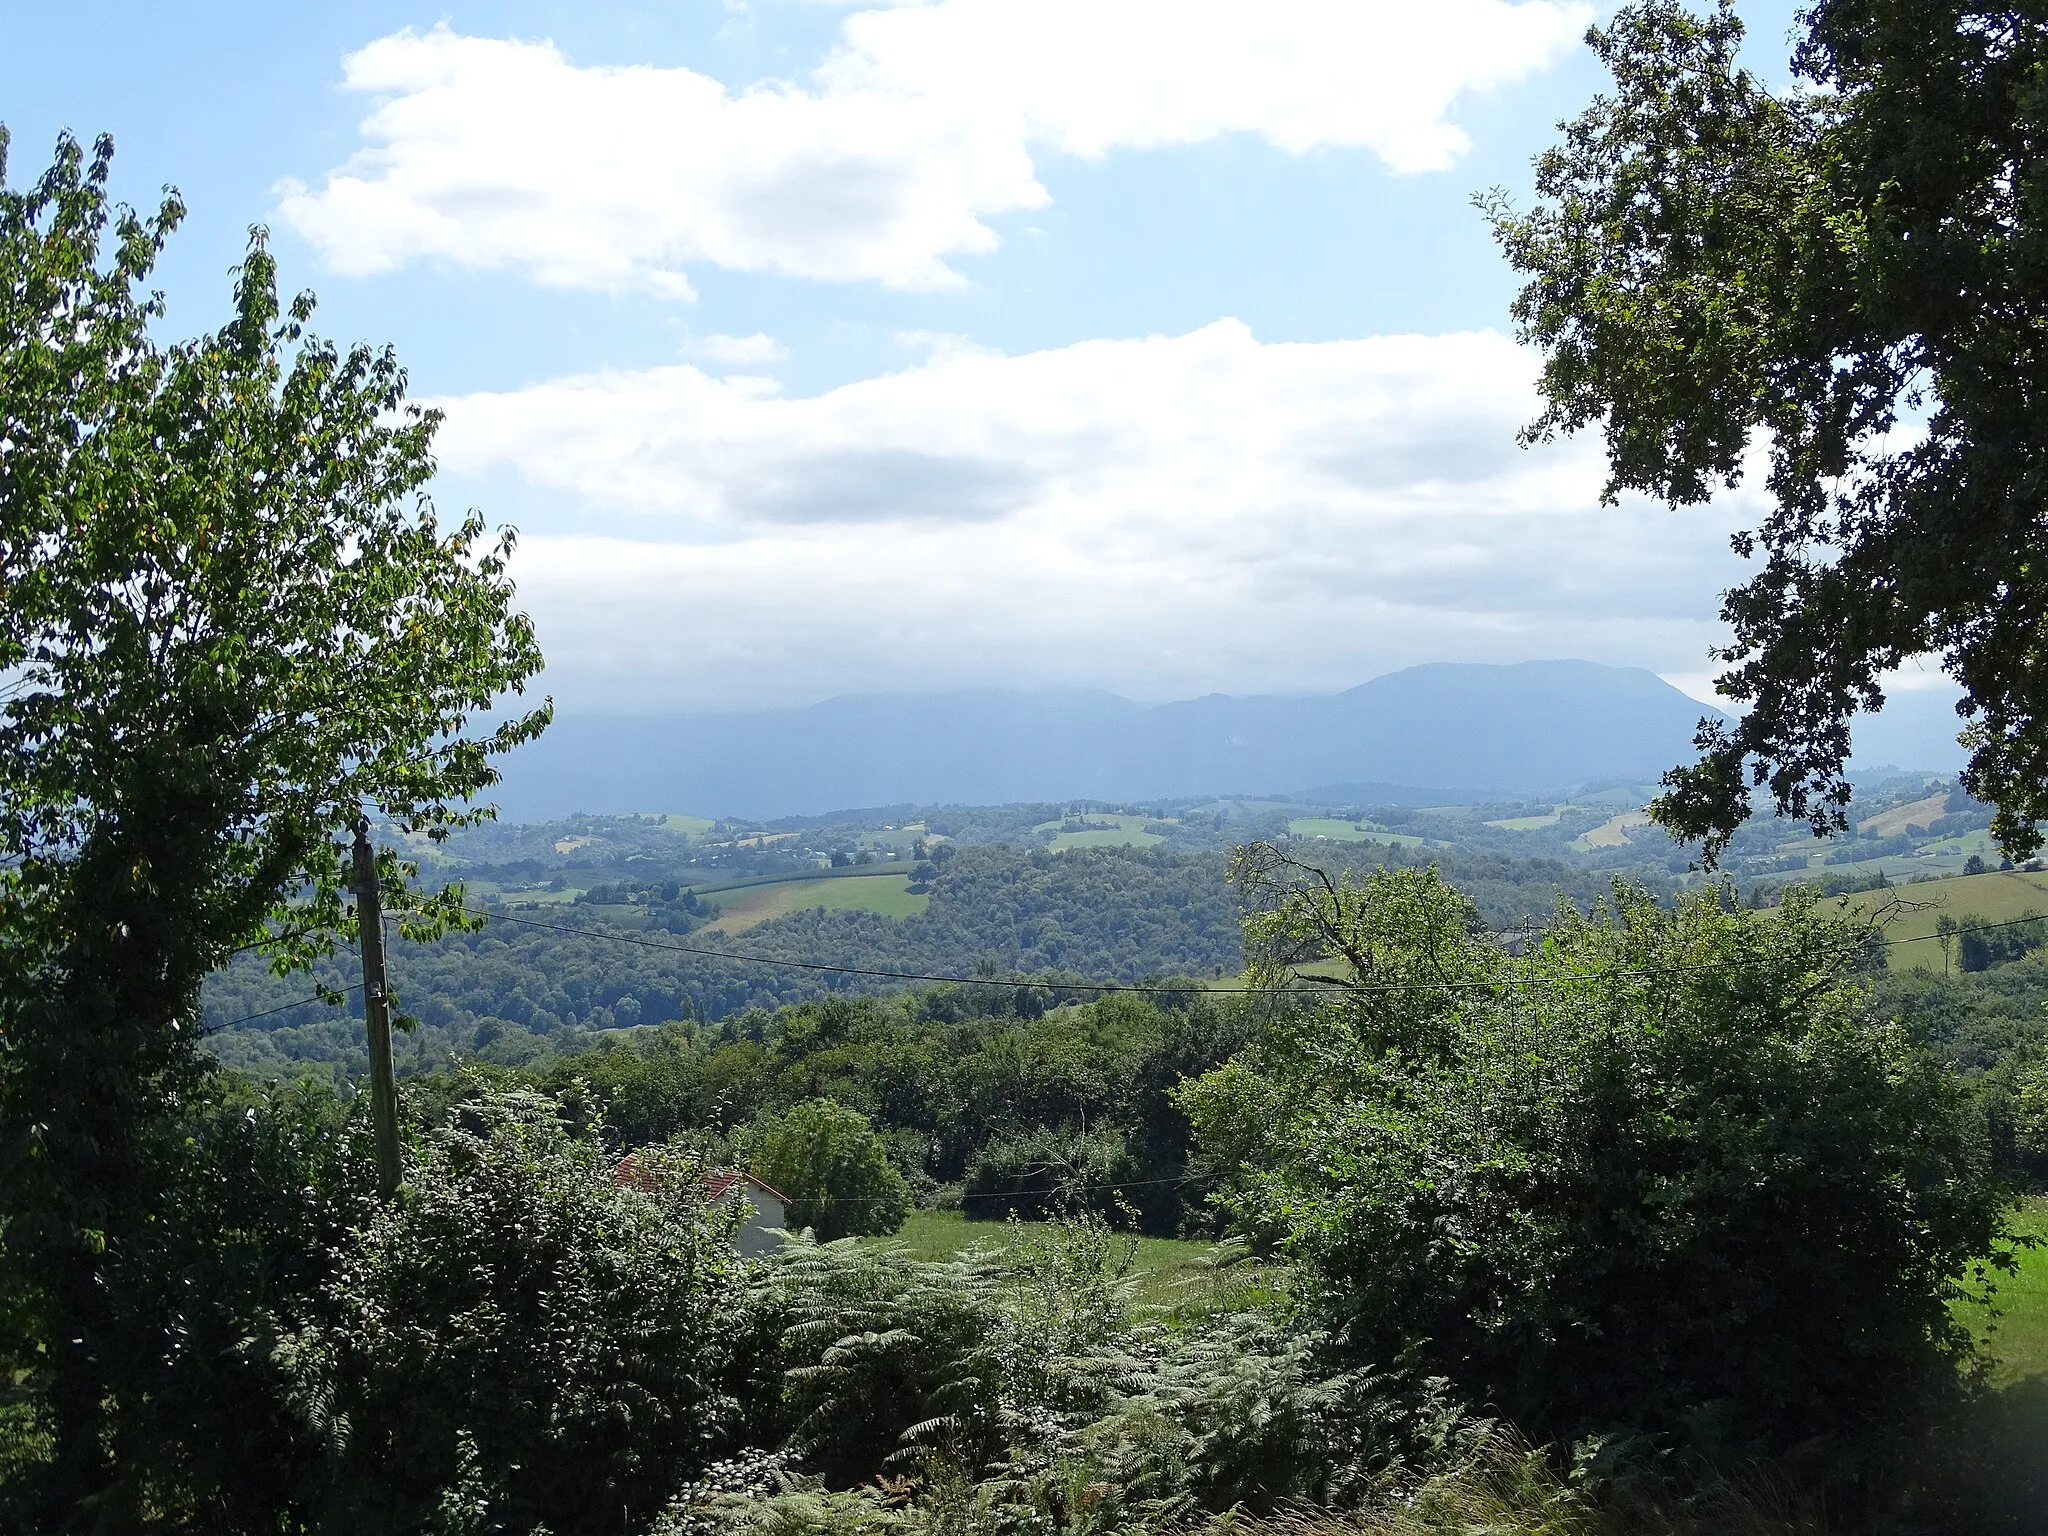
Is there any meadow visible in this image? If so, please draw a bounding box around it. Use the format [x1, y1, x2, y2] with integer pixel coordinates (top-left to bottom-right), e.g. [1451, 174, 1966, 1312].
[871, 1209, 1294, 1315]
[1037, 812, 1169, 851]
[702, 869, 929, 933]
[1972, 1197, 2048, 1386]
[1570, 809, 1652, 849]
[1286, 817, 1425, 846]
[1840, 868, 2048, 969]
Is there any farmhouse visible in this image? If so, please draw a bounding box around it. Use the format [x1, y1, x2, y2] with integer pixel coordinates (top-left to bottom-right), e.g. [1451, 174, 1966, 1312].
[701, 1169, 790, 1257]
[611, 1155, 790, 1257]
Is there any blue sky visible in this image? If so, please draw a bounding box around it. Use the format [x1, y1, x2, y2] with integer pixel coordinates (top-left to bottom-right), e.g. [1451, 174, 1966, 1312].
[14, 0, 1963, 766]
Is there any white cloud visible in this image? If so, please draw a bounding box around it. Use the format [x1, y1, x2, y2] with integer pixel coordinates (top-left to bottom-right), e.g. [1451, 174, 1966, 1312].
[824, 0, 1591, 165]
[686, 332, 790, 364]
[279, 2, 1589, 293]
[428, 322, 1752, 709]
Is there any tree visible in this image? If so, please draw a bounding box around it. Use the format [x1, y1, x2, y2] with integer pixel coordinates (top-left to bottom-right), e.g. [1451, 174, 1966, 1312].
[1179, 847, 2015, 1447]
[0, 130, 546, 1524]
[747, 1099, 911, 1239]
[299, 1089, 752, 1534]
[1488, 2, 2048, 860]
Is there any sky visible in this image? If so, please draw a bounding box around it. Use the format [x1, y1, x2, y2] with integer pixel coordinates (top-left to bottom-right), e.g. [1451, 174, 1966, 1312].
[10, 0, 1964, 763]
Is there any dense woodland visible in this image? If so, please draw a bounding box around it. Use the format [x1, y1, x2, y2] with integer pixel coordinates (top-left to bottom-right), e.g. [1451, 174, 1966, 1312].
[203, 841, 1691, 1075]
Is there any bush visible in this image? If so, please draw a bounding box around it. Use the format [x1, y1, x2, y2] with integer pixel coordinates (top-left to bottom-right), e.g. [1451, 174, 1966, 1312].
[1958, 910, 2048, 972]
[749, 1100, 912, 1240]
[292, 1086, 755, 1534]
[1183, 855, 2019, 1449]
[961, 1126, 1140, 1224]
[2016, 1059, 2048, 1173]
[764, 1237, 1010, 1487]
[1, 1075, 374, 1533]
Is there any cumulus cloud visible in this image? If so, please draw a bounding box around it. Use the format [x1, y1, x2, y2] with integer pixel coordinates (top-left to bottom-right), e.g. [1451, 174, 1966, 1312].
[686, 332, 791, 364]
[428, 322, 1752, 709]
[278, 1, 1589, 292]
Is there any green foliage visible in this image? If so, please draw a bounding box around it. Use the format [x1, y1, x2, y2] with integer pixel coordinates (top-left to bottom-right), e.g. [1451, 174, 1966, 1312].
[201, 838, 1696, 1077]
[0, 1077, 375, 1531]
[292, 1086, 753, 1534]
[1956, 911, 2048, 973]
[750, 1100, 913, 1240]
[2016, 1061, 2048, 1170]
[960, 1127, 1141, 1224]
[382, 986, 1242, 1237]
[0, 130, 546, 1525]
[731, 1221, 1490, 1535]
[1062, 1316, 1485, 1523]
[1489, 2, 2048, 859]
[765, 1237, 1015, 1487]
[1184, 849, 2017, 1446]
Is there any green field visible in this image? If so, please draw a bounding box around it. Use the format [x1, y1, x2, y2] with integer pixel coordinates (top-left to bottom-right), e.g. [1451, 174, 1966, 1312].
[873, 1209, 1279, 1309]
[1485, 808, 1562, 831]
[1570, 809, 1651, 850]
[1964, 1198, 2048, 1385]
[465, 881, 587, 905]
[1858, 791, 1950, 838]
[704, 871, 928, 933]
[1839, 868, 2048, 970]
[659, 814, 716, 838]
[1039, 813, 1167, 851]
[1287, 818, 1425, 846]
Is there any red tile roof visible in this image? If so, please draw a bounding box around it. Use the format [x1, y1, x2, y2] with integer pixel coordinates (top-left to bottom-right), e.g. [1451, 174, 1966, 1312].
[611, 1155, 785, 1205]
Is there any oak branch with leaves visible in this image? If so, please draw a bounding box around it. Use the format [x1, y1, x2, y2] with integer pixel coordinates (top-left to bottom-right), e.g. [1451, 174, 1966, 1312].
[1488, 0, 2048, 861]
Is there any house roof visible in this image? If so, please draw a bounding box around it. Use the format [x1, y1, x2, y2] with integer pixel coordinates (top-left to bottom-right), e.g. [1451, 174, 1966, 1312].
[701, 1168, 788, 1204]
[611, 1154, 786, 1206]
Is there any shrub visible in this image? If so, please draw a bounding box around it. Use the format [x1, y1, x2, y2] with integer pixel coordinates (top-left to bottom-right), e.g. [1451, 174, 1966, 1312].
[291, 1086, 754, 1534]
[1183, 853, 2019, 1449]
[961, 1126, 1140, 1223]
[2015, 1058, 2048, 1172]
[765, 1237, 1009, 1487]
[749, 1100, 912, 1240]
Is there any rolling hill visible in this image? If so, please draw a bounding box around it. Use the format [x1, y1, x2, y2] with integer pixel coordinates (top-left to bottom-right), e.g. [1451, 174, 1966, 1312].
[491, 660, 1729, 820]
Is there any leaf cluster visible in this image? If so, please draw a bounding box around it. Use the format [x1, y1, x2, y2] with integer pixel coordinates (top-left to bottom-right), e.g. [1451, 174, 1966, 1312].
[1489, 2, 2048, 859]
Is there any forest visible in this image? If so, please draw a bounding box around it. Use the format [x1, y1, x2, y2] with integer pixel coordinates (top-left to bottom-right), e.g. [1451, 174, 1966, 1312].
[200, 839, 1697, 1076]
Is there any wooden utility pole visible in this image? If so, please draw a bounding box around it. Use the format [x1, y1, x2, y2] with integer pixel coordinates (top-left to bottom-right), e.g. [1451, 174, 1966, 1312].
[353, 821, 403, 1197]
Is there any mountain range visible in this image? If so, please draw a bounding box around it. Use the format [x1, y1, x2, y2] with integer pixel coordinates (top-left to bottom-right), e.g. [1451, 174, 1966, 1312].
[490, 660, 1747, 821]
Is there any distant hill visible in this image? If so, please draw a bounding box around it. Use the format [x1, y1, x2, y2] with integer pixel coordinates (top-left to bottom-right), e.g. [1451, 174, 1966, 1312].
[490, 660, 1730, 821]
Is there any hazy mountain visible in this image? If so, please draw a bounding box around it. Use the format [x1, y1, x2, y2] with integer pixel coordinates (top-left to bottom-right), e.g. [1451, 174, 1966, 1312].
[489, 660, 1731, 821]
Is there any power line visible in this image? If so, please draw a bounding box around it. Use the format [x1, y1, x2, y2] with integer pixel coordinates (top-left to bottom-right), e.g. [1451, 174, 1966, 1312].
[467, 904, 1268, 995]
[458, 902, 2030, 996]
[207, 981, 363, 1032]
[205, 901, 2048, 1033]
[1879, 910, 2048, 946]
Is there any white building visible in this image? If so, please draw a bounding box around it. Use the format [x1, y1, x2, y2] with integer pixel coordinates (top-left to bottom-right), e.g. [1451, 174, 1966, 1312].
[612, 1156, 791, 1258]
[700, 1169, 790, 1257]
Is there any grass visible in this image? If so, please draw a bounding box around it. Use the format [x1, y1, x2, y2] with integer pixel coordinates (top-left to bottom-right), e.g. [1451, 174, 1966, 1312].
[659, 814, 716, 838]
[1835, 868, 2048, 970]
[877, 1209, 1274, 1307]
[1485, 809, 1563, 832]
[704, 872, 928, 934]
[1570, 809, 1650, 850]
[1038, 813, 1168, 852]
[1857, 791, 1950, 837]
[465, 881, 586, 904]
[1287, 818, 1426, 847]
[1967, 1197, 2048, 1387]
